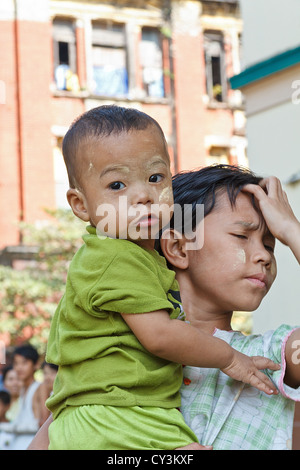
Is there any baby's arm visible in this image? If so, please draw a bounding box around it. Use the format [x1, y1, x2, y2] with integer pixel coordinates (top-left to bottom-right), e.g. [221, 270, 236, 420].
[243, 177, 300, 264]
[121, 310, 279, 395]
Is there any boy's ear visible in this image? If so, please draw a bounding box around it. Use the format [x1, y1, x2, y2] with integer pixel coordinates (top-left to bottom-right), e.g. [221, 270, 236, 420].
[160, 229, 189, 270]
[67, 188, 90, 222]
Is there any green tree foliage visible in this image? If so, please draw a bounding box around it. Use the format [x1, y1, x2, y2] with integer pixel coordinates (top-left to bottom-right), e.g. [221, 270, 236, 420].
[0, 210, 86, 354]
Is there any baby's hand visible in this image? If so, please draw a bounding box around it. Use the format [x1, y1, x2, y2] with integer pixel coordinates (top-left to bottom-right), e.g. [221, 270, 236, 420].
[221, 350, 280, 395]
[243, 177, 300, 247]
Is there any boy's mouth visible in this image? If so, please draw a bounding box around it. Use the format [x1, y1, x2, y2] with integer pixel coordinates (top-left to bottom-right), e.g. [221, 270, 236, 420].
[245, 273, 268, 289]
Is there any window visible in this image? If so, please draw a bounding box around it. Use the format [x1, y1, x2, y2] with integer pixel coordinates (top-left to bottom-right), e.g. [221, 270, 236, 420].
[206, 146, 230, 166]
[140, 28, 165, 98]
[92, 22, 128, 97]
[204, 31, 227, 103]
[53, 18, 78, 91]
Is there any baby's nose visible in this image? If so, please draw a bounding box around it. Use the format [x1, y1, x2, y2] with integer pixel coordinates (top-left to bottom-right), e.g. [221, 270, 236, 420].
[131, 185, 154, 206]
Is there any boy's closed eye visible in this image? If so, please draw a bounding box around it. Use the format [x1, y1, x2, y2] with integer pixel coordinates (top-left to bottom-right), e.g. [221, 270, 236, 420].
[231, 233, 275, 253]
[232, 233, 248, 240]
[263, 238, 276, 253]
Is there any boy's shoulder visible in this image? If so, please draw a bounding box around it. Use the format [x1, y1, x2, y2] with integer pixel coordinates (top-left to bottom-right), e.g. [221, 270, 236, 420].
[214, 324, 298, 360]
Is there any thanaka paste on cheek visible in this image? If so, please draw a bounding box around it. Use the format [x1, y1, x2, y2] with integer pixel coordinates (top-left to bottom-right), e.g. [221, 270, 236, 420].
[233, 248, 246, 269]
[159, 186, 173, 204]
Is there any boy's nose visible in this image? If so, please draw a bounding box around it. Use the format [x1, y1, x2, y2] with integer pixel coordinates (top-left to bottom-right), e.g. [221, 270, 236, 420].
[252, 242, 273, 267]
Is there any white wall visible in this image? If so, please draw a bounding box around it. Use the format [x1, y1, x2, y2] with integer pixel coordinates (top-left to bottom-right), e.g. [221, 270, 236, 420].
[240, 0, 300, 67]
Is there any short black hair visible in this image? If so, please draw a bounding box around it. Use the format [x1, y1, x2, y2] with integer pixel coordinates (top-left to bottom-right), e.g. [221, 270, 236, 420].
[62, 104, 167, 188]
[13, 345, 39, 365]
[0, 390, 11, 406]
[41, 361, 58, 371]
[171, 164, 263, 233]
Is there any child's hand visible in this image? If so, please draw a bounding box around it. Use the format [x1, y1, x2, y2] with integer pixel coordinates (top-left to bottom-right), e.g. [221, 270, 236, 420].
[243, 177, 300, 263]
[221, 350, 280, 395]
[243, 177, 300, 246]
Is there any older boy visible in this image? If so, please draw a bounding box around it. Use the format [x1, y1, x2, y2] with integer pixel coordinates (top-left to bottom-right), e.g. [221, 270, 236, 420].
[160, 164, 300, 450]
[45, 107, 278, 450]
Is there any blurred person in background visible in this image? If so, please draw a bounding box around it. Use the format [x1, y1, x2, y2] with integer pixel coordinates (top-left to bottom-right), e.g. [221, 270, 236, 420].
[36, 362, 58, 426]
[6, 344, 46, 450]
[0, 391, 11, 423]
[2, 366, 21, 422]
[0, 390, 13, 450]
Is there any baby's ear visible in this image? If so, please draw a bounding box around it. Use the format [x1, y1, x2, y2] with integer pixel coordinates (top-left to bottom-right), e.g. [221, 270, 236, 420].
[160, 229, 189, 270]
[67, 189, 90, 222]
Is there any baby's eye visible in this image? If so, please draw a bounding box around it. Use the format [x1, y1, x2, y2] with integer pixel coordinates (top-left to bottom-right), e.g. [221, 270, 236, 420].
[149, 174, 163, 183]
[109, 181, 125, 191]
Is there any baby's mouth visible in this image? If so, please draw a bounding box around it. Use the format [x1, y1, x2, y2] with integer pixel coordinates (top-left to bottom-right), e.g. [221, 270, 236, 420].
[136, 213, 159, 227]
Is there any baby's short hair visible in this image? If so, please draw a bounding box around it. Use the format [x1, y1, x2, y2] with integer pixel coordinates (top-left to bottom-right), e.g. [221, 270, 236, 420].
[62, 105, 166, 188]
[171, 164, 263, 233]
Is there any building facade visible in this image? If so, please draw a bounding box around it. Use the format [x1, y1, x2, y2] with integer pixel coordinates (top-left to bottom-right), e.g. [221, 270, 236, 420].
[0, 0, 245, 249]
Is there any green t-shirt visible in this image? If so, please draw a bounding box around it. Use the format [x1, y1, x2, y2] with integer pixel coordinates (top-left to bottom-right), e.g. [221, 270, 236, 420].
[46, 226, 184, 418]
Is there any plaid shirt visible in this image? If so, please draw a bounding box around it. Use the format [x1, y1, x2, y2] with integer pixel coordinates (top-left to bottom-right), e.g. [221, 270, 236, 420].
[180, 325, 300, 450]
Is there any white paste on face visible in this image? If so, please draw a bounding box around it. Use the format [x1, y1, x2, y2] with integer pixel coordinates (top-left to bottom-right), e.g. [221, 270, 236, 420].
[232, 248, 246, 269]
[159, 186, 173, 204]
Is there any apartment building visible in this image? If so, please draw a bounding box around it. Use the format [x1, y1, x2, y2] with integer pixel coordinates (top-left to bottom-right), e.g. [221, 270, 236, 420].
[0, 0, 244, 249]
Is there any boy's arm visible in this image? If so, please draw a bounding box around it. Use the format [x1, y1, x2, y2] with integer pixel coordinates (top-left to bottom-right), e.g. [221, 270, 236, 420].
[243, 177, 300, 264]
[27, 415, 52, 450]
[284, 329, 300, 389]
[121, 310, 280, 395]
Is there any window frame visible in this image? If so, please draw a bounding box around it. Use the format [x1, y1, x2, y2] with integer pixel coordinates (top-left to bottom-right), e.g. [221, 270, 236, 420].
[91, 21, 129, 98]
[52, 18, 77, 80]
[140, 26, 165, 99]
[204, 30, 227, 104]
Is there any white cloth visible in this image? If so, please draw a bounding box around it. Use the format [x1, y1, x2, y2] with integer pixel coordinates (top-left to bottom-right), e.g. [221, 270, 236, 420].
[180, 325, 300, 450]
[6, 381, 40, 450]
